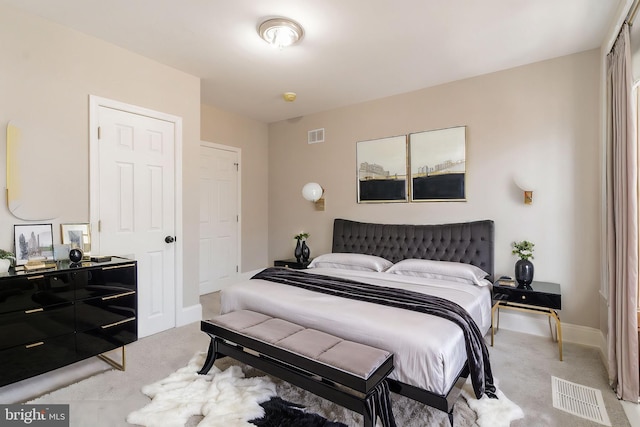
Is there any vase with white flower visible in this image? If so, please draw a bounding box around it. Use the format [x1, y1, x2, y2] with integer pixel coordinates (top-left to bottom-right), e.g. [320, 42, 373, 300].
[512, 240, 534, 289]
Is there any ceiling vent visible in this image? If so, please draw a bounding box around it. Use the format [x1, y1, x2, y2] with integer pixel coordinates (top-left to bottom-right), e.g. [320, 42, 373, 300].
[308, 128, 324, 144]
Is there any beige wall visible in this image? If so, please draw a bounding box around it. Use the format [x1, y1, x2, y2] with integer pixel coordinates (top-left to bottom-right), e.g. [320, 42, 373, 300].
[0, 5, 202, 309]
[268, 49, 601, 328]
[0, 1, 602, 329]
[200, 104, 269, 272]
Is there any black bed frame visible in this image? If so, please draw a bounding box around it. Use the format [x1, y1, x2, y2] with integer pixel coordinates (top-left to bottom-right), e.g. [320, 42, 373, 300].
[331, 218, 495, 424]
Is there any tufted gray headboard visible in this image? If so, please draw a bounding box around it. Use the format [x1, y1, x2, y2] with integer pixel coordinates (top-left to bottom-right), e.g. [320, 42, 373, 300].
[332, 218, 494, 279]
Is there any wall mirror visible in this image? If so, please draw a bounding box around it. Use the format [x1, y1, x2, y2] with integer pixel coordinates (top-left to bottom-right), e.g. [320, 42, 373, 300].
[7, 122, 59, 220]
[356, 135, 407, 203]
[409, 126, 466, 202]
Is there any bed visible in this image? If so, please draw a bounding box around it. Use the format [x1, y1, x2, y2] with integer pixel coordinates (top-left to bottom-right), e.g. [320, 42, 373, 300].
[219, 218, 495, 421]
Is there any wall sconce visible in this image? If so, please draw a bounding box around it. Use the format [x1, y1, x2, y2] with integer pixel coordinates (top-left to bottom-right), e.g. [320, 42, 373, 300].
[514, 175, 536, 205]
[302, 182, 325, 211]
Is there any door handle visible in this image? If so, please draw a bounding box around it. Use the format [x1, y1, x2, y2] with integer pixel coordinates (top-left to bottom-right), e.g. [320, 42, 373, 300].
[165, 235, 176, 243]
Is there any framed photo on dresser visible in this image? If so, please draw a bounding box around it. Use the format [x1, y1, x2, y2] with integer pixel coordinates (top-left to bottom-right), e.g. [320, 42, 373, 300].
[14, 223, 54, 265]
[60, 223, 91, 255]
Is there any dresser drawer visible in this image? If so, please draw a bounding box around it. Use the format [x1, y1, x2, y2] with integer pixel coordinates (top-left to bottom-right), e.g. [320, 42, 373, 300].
[0, 303, 75, 350]
[274, 259, 311, 269]
[75, 292, 137, 332]
[0, 334, 76, 387]
[0, 272, 79, 314]
[76, 263, 137, 300]
[494, 287, 561, 309]
[76, 318, 137, 358]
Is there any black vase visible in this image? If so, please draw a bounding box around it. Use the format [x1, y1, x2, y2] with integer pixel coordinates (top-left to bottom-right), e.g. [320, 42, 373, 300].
[301, 241, 310, 262]
[515, 259, 534, 288]
[294, 240, 302, 263]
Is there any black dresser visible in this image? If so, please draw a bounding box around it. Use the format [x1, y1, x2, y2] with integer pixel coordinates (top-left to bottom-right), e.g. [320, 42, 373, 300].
[0, 257, 137, 387]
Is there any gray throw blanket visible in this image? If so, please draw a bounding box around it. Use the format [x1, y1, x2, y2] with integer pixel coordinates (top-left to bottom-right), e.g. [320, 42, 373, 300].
[252, 267, 496, 400]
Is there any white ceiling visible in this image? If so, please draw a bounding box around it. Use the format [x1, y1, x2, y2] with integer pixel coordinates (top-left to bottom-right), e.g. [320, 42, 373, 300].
[2, 0, 622, 123]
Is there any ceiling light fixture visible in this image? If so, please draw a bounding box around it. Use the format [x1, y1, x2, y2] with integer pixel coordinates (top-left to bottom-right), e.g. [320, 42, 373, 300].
[258, 17, 304, 48]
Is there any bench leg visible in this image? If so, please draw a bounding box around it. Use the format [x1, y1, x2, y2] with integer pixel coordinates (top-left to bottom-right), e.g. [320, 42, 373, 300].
[448, 408, 454, 426]
[198, 338, 220, 375]
[363, 397, 375, 427]
[364, 381, 396, 427]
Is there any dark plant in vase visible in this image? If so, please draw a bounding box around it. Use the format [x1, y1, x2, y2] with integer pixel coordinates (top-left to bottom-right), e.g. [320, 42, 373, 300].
[512, 240, 534, 289]
[294, 232, 309, 263]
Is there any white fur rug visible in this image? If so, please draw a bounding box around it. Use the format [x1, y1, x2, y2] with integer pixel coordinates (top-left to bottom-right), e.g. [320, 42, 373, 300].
[127, 353, 275, 427]
[127, 352, 523, 427]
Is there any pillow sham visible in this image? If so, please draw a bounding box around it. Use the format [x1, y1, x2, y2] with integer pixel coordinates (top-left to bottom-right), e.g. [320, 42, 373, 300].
[386, 258, 490, 286]
[307, 253, 393, 272]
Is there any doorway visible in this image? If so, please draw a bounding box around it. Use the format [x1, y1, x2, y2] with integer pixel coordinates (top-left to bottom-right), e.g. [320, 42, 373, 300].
[89, 95, 183, 337]
[199, 142, 240, 295]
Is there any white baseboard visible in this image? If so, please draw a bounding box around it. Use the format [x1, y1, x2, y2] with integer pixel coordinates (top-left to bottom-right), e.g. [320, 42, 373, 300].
[496, 310, 612, 379]
[496, 310, 603, 348]
[176, 303, 202, 326]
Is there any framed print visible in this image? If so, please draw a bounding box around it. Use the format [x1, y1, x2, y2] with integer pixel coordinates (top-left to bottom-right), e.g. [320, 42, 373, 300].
[357, 135, 408, 203]
[14, 223, 54, 265]
[61, 223, 91, 255]
[409, 126, 466, 201]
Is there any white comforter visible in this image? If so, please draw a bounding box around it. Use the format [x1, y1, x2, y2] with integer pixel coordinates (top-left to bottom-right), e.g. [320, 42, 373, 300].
[220, 267, 492, 395]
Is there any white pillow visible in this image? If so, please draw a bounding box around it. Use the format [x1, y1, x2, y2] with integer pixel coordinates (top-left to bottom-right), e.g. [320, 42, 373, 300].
[307, 253, 393, 272]
[386, 259, 490, 286]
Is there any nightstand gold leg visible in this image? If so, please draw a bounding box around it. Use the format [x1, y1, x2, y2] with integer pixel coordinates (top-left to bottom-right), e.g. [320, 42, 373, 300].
[491, 316, 494, 346]
[548, 316, 557, 342]
[550, 310, 563, 361]
[490, 302, 500, 346]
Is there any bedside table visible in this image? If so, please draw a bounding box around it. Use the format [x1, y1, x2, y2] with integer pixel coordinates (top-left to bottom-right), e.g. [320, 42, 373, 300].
[491, 280, 563, 360]
[274, 259, 311, 269]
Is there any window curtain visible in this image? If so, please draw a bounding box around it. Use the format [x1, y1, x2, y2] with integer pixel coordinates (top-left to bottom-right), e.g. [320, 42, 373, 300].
[606, 22, 640, 402]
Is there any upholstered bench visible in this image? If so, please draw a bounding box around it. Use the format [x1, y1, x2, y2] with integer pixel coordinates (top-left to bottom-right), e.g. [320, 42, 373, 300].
[199, 310, 395, 427]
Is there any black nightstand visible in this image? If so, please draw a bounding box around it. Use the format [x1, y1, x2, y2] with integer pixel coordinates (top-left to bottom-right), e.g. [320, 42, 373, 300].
[491, 280, 563, 360]
[274, 259, 311, 269]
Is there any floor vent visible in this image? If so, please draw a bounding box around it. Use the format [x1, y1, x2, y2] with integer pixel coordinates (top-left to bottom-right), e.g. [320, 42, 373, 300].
[552, 376, 611, 426]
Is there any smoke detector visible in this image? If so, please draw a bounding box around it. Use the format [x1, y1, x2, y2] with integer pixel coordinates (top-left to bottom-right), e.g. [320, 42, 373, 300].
[283, 92, 297, 102]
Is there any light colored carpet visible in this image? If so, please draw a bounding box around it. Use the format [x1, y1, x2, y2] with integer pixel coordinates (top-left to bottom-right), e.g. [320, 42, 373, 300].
[0, 291, 632, 427]
[125, 351, 522, 427]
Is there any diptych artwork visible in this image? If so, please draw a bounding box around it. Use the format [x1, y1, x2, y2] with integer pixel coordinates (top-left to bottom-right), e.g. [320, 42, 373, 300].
[356, 126, 466, 203]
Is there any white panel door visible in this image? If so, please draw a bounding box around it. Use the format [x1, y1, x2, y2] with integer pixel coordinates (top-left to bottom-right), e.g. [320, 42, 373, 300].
[199, 144, 239, 294]
[97, 106, 176, 337]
